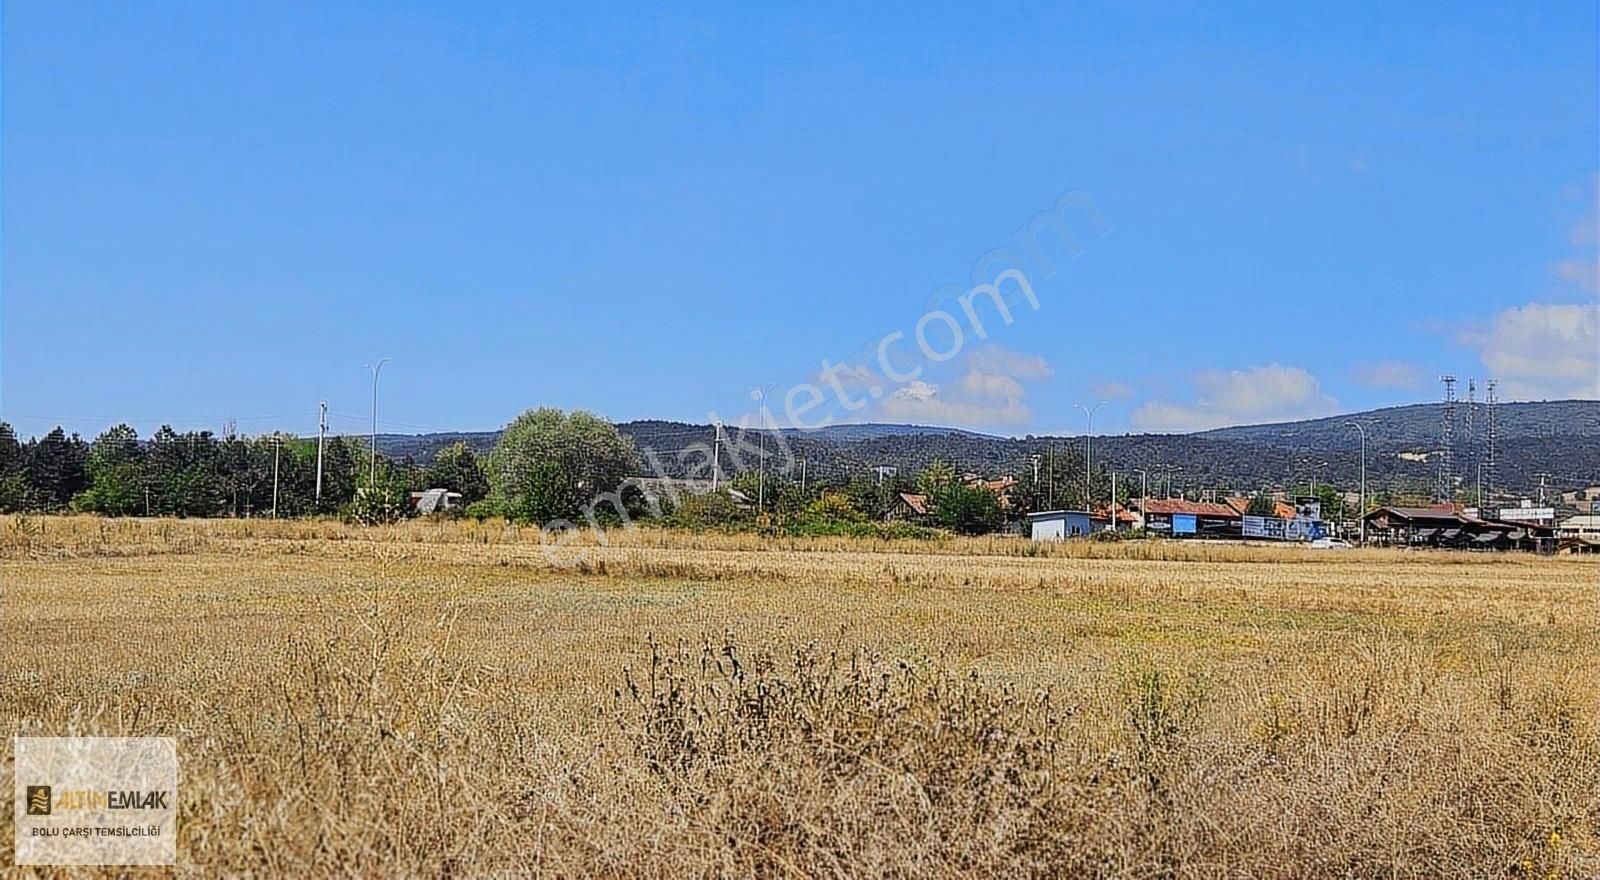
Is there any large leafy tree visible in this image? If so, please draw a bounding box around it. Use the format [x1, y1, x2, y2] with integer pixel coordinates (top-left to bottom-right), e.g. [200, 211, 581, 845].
[932, 482, 1005, 535]
[426, 441, 490, 503]
[1012, 444, 1086, 515]
[75, 424, 147, 515]
[314, 436, 361, 513]
[488, 408, 637, 523]
[916, 460, 957, 496]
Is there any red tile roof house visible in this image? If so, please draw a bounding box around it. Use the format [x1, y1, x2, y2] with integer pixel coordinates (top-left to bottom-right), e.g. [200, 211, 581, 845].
[965, 475, 1019, 509]
[884, 492, 931, 522]
[1092, 503, 1140, 530]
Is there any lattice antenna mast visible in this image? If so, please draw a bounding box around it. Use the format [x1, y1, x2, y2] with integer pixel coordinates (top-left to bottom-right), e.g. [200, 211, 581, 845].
[1439, 375, 1457, 502]
[1464, 378, 1476, 464]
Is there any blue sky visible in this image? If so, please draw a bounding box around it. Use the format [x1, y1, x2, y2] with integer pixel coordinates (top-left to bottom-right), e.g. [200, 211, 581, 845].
[3, 2, 1596, 441]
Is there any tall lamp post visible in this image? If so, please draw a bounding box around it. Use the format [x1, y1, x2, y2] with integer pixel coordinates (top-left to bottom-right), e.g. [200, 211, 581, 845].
[369, 357, 390, 486]
[1072, 400, 1109, 511]
[752, 383, 782, 514]
[1346, 421, 1367, 544]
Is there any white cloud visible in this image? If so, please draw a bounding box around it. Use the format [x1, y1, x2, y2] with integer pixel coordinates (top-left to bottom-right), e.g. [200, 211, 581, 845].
[878, 345, 1051, 428]
[960, 370, 1024, 399]
[966, 346, 1053, 380]
[890, 380, 940, 402]
[1463, 302, 1599, 400]
[880, 393, 1032, 426]
[1351, 359, 1424, 390]
[1129, 364, 1338, 432]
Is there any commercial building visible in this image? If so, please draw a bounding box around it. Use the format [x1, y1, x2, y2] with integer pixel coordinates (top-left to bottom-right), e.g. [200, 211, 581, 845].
[1136, 498, 1242, 538]
[1362, 505, 1556, 552]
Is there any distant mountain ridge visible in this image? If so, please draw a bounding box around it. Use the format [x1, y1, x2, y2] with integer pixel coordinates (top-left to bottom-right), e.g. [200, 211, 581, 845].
[375, 399, 1600, 497]
[1197, 400, 1598, 448]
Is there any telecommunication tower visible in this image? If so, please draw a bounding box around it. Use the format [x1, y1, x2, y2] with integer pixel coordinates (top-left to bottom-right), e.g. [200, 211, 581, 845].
[1438, 375, 1457, 502]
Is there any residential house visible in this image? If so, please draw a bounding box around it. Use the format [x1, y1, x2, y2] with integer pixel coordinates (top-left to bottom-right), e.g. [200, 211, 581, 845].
[885, 492, 931, 523]
[1092, 503, 1140, 531]
[965, 475, 1018, 509]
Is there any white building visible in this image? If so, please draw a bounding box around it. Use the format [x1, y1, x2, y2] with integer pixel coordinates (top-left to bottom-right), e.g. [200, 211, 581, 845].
[1558, 514, 1600, 538]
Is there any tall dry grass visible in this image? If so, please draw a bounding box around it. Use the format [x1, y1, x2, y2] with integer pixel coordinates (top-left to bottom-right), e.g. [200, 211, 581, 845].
[1, 515, 1596, 876]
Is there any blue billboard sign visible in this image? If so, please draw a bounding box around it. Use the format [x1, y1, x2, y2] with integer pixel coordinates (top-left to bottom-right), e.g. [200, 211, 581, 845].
[1244, 515, 1327, 542]
[1172, 513, 1197, 535]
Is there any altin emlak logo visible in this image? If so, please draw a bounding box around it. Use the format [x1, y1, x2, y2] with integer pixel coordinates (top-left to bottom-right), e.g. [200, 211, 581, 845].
[26, 787, 171, 813]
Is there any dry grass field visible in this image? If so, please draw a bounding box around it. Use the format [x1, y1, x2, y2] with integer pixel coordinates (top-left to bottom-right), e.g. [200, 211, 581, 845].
[2, 515, 1597, 877]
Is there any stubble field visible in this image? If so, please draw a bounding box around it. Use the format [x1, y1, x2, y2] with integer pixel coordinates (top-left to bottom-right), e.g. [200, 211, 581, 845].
[2, 516, 1596, 877]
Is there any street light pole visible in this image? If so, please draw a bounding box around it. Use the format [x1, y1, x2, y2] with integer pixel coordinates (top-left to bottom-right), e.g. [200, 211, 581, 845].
[369, 358, 389, 487]
[1072, 400, 1109, 511]
[753, 384, 780, 514]
[1346, 421, 1367, 544]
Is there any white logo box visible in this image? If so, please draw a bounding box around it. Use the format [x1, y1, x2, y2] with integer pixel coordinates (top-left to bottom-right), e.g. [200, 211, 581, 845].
[13, 736, 178, 866]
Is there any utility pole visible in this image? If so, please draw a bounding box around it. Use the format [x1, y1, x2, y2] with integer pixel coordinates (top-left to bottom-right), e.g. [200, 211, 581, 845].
[1346, 421, 1367, 544]
[369, 358, 390, 487]
[271, 435, 282, 518]
[1136, 468, 1148, 531]
[800, 458, 807, 495]
[1535, 472, 1551, 506]
[315, 401, 327, 505]
[1047, 444, 1055, 508]
[1030, 453, 1041, 485]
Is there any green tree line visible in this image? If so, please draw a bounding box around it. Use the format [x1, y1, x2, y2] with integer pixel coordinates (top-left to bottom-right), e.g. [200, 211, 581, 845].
[0, 422, 494, 518]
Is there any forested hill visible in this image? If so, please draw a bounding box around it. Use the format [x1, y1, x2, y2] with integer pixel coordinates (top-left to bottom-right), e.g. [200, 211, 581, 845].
[375, 399, 1600, 498]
